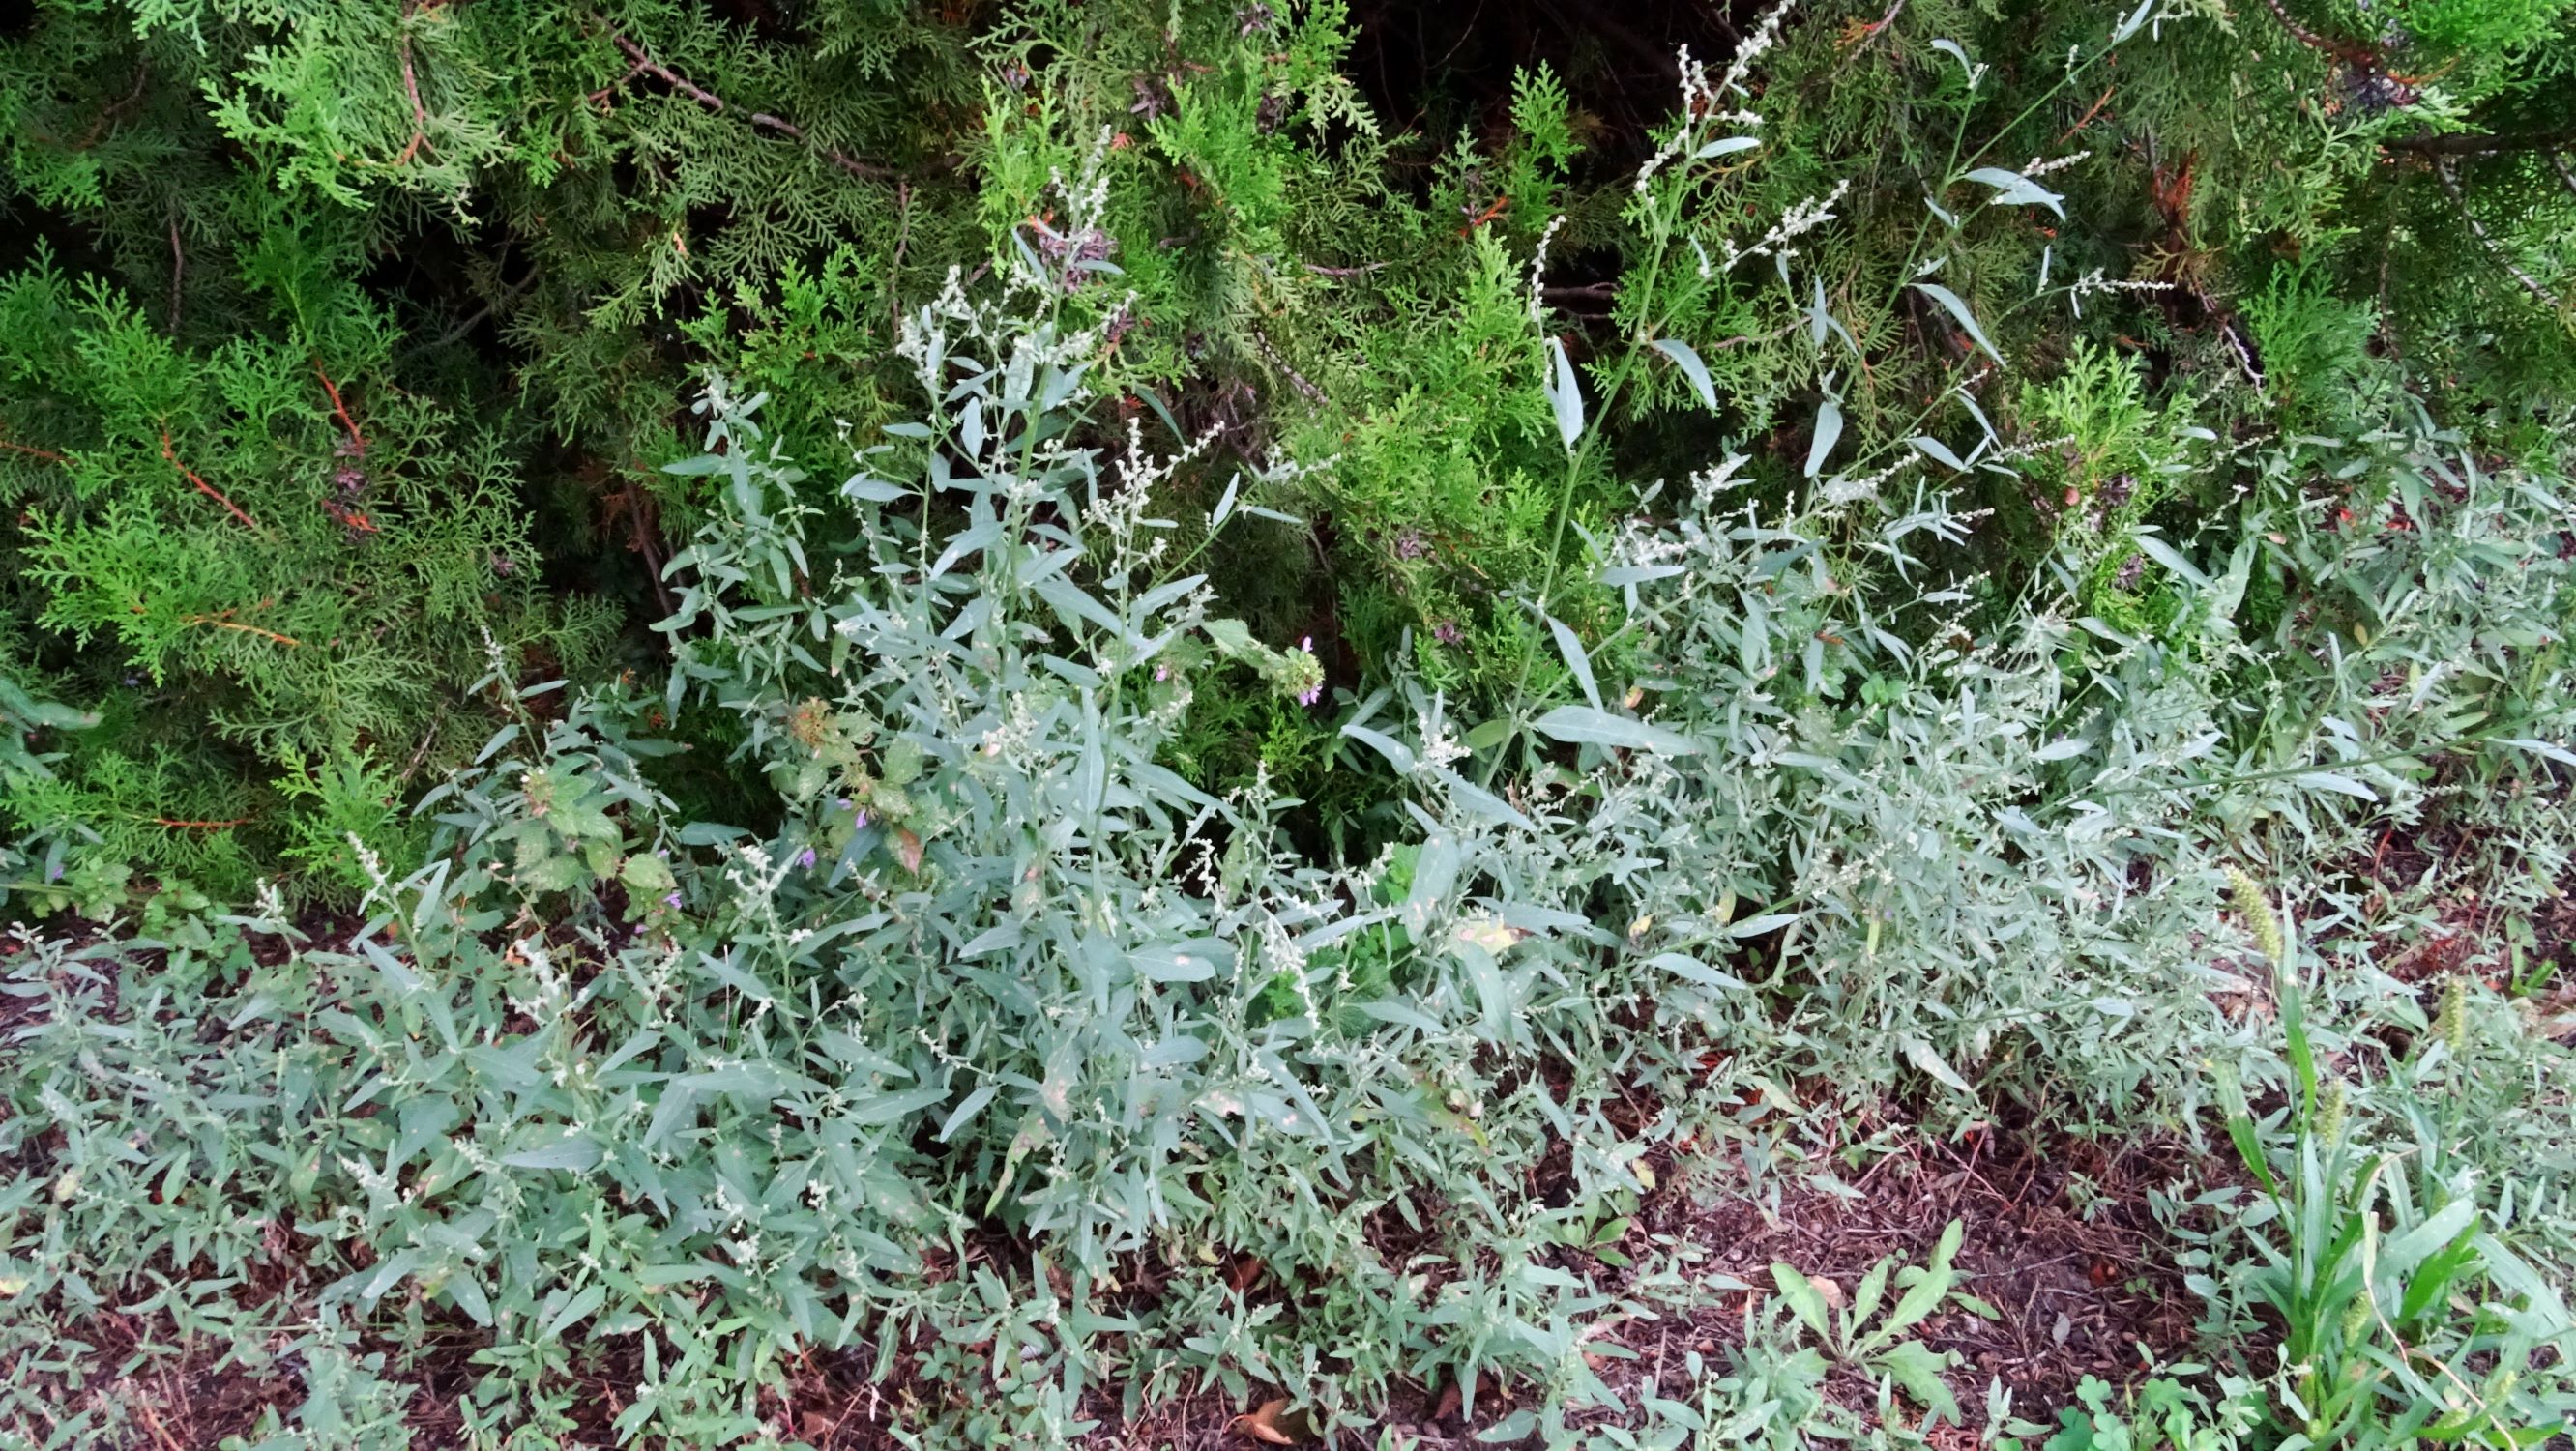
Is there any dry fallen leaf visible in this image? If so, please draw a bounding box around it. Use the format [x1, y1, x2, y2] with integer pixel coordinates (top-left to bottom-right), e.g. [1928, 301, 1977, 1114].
[1234, 1397, 1299, 1445]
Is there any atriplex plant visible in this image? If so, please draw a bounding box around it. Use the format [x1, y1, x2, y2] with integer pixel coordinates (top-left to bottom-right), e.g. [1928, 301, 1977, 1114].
[2, 2, 2575, 1446]
[1768, 1220, 1995, 1425]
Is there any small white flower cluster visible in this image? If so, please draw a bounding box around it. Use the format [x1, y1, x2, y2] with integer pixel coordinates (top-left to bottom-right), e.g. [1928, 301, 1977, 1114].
[344, 829, 396, 914]
[1689, 452, 1759, 506]
[894, 265, 1120, 403]
[1633, 2, 1797, 196]
[1416, 700, 1471, 771]
[1527, 213, 1567, 324]
[2067, 266, 2177, 318]
[1706, 178, 1853, 276]
[1820, 450, 1922, 508]
[2020, 149, 2093, 179]
[975, 694, 1046, 775]
[1980, 430, 2080, 466]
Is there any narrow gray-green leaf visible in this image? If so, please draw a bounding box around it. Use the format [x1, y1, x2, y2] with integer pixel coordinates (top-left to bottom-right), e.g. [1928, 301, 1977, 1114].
[1547, 616, 1601, 710]
[1913, 282, 2005, 368]
[1903, 1037, 1976, 1095]
[1650, 337, 1718, 412]
[1910, 435, 1970, 472]
[1805, 395, 1844, 479]
[1532, 706, 1701, 754]
[1961, 166, 2066, 218]
[2129, 533, 2208, 587]
[1543, 335, 1586, 450]
[2294, 770, 2379, 801]
[1340, 723, 1417, 775]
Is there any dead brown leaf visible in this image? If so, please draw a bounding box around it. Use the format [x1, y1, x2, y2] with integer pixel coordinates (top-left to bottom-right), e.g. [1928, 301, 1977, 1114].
[1233, 1397, 1300, 1444]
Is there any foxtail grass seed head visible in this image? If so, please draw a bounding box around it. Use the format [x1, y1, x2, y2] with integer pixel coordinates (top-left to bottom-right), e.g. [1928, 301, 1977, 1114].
[2227, 867, 2285, 968]
[2316, 1077, 2346, 1145]
[2436, 972, 2470, 1060]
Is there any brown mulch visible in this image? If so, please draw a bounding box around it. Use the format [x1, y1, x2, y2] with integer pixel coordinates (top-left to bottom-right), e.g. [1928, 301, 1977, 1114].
[22, 1121, 2223, 1451]
[1635, 1127, 2213, 1417]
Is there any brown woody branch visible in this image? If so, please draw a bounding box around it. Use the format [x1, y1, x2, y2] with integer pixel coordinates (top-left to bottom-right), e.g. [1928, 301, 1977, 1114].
[394, 32, 432, 166]
[1, 437, 68, 466]
[2258, 0, 2378, 69]
[2384, 126, 2576, 157]
[604, 32, 892, 181]
[313, 359, 367, 455]
[161, 427, 263, 532]
[2433, 158, 2563, 313]
[183, 615, 303, 648]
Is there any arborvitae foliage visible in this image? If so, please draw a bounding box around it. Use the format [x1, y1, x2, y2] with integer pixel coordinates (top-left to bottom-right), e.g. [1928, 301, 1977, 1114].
[1, 0, 2570, 894]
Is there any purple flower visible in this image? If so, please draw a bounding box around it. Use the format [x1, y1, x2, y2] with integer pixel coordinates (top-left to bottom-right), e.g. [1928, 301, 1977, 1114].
[853, 810, 871, 830]
[1155, 663, 1170, 682]
[1295, 635, 1323, 706]
[663, 891, 684, 909]
[1393, 529, 1428, 561]
[797, 847, 818, 869]
[1434, 621, 1464, 646]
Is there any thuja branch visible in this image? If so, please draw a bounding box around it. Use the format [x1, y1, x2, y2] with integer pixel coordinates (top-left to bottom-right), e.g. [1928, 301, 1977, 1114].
[184, 615, 304, 648]
[0, 437, 68, 466]
[2383, 126, 2576, 157]
[2255, 0, 2390, 70]
[602, 32, 893, 181]
[313, 359, 366, 454]
[393, 32, 431, 166]
[160, 428, 262, 532]
[2434, 159, 2563, 312]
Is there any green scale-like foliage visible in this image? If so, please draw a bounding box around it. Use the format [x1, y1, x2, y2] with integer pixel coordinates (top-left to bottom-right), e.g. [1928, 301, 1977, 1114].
[2, 0, 2573, 887]
[0, 229, 612, 905]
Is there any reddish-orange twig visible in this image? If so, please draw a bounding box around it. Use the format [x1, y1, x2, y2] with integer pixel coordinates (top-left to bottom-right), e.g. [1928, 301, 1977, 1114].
[182, 614, 304, 647]
[2059, 85, 2116, 144]
[144, 815, 254, 830]
[0, 437, 68, 466]
[313, 358, 366, 454]
[1456, 194, 1509, 236]
[394, 33, 431, 166]
[161, 427, 262, 531]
